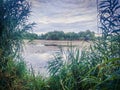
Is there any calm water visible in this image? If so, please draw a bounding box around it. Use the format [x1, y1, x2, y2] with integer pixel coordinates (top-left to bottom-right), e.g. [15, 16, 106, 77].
[22, 40, 90, 76]
[23, 42, 62, 76]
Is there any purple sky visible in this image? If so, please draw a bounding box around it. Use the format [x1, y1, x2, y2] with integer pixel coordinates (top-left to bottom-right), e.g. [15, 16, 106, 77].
[29, 0, 98, 34]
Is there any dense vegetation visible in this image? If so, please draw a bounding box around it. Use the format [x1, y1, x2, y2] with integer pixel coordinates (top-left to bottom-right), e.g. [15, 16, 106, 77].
[39, 30, 95, 41]
[23, 30, 95, 41]
[0, 0, 120, 90]
[22, 31, 39, 40]
[0, 0, 32, 89]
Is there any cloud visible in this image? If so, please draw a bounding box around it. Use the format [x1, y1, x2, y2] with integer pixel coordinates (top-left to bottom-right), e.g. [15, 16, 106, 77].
[29, 0, 98, 34]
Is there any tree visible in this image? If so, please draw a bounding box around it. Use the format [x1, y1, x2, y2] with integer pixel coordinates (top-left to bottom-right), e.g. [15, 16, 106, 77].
[39, 30, 95, 41]
[84, 30, 95, 41]
[64, 32, 77, 40]
[78, 30, 95, 41]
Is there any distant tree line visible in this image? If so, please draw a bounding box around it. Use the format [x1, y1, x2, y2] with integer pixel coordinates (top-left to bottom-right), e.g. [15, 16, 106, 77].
[22, 31, 39, 40]
[39, 30, 95, 41]
[23, 30, 95, 41]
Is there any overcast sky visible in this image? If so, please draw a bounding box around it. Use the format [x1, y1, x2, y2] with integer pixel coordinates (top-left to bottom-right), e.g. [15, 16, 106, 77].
[29, 0, 98, 34]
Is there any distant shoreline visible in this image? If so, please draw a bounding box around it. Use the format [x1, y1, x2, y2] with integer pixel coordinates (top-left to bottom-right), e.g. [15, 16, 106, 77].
[24, 39, 92, 48]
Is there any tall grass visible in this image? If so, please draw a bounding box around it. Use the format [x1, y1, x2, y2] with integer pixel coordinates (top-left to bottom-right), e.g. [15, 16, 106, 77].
[46, 0, 120, 90]
[47, 38, 119, 90]
[0, 0, 31, 89]
[0, 0, 48, 90]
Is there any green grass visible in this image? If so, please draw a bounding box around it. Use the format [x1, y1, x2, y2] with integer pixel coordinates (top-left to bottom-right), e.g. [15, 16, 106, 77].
[46, 39, 120, 90]
[0, 43, 119, 90]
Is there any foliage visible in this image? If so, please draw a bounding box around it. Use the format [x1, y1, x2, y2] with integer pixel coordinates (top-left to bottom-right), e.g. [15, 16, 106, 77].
[22, 31, 39, 40]
[0, 0, 31, 89]
[39, 30, 95, 41]
[47, 48, 88, 90]
[81, 0, 120, 89]
[0, 0, 31, 63]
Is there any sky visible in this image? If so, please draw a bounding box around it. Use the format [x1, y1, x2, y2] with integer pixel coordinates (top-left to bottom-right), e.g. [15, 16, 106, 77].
[29, 0, 98, 34]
